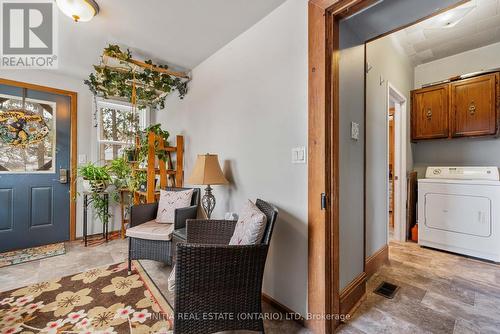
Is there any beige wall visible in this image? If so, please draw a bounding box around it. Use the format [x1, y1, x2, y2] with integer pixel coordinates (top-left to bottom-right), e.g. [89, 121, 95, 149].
[154, 0, 308, 316]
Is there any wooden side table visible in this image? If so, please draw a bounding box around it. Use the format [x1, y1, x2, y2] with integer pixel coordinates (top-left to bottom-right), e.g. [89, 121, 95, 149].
[83, 192, 109, 247]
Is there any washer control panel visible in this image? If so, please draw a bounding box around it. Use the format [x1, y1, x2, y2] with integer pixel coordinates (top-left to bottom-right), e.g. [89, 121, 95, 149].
[425, 167, 499, 180]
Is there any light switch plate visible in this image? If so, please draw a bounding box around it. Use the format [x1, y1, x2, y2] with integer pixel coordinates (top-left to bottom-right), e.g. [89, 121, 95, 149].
[292, 147, 306, 164]
[78, 154, 87, 164]
[351, 122, 360, 141]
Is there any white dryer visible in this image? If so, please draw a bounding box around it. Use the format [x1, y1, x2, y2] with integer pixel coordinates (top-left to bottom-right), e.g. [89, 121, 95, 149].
[418, 166, 500, 262]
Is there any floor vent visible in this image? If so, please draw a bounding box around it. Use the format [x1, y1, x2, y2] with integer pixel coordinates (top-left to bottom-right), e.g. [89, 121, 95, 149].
[374, 281, 399, 299]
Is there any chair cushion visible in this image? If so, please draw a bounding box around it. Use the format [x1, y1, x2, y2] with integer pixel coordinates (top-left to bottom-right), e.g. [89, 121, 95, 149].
[229, 200, 267, 245]
[126, 220, 174, 241]
[156, 189, 194, 223]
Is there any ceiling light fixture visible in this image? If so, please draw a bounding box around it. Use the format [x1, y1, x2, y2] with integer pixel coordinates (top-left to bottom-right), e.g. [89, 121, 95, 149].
[433, 5, 476, 29]
[55, 0, 99, 22]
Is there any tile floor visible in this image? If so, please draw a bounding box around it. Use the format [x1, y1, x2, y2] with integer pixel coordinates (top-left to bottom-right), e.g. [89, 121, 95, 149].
[0, 239, 308, 333]
[2, 239, 500, 333]
[339, 241, 500, 334]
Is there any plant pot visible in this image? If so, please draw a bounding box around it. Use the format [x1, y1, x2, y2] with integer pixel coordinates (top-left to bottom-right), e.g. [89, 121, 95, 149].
[83, 179, 109, 193]
[125, 149, 137, 162]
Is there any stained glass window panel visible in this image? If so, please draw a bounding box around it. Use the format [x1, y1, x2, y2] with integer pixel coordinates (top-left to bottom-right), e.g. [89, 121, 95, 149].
[0, 94, 56, 173]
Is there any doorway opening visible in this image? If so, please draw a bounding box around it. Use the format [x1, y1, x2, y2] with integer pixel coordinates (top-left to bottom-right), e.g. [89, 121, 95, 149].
[387, 83, 407, 243]
[308, 0, 471, 332]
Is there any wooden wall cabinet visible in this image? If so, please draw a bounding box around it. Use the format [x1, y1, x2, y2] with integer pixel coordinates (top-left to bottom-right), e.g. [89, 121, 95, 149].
[451, 73, 498, 137]
[411, 72, 499, 141]
[411, 84, 449, 140]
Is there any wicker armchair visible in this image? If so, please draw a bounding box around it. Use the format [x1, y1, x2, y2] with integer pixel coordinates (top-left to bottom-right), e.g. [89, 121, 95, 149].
[127, 187, 200, 272]
[173, 199, 278, 334]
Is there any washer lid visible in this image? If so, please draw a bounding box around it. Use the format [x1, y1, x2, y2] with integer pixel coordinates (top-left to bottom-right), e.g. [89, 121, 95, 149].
[425, 167, 500, 181]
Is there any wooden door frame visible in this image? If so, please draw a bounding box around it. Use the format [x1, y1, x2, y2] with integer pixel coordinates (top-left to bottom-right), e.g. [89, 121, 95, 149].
[308, 1, 472, 333]
[387, 83, 408, 243]
[308, 1, 376, 333]
[0, 78, 78, 241]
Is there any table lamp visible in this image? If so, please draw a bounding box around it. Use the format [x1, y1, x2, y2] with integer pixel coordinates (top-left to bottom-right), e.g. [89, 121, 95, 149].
[187, 154, 229, 218]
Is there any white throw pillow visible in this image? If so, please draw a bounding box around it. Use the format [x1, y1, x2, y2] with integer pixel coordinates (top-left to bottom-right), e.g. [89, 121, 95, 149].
[156, 189, 194, 223]
[229, 200, 267, 245]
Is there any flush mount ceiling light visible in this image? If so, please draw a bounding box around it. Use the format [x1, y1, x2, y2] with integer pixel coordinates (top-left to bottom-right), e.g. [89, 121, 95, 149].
[55, 0, 99, 22]
[429, 5, 476, 29]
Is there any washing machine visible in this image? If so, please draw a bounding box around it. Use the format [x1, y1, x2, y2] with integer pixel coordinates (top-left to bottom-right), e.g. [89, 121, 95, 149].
[418, 166, 500, 262]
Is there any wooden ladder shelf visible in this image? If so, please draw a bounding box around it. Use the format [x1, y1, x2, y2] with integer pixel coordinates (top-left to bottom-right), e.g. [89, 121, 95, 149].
[133, 133, 184, 204]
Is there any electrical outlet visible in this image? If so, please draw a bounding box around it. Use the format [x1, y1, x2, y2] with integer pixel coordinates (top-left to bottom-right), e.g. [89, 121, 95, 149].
[351, 122, 360, 140]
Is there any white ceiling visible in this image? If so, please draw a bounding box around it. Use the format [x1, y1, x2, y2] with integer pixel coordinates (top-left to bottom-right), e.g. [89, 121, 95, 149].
[392, 0, 500, 66]
[55, 0, 287, 79]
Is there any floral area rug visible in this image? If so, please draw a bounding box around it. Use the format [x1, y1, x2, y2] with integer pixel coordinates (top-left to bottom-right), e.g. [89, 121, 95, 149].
[0, 261, 173, 334]
[0, 244, 66, 268]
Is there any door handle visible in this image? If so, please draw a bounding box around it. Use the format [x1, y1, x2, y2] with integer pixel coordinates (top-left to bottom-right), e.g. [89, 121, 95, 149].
[426, 108, 432, 120]
[469, 101, 476, 115]
[59, 168, 68, 184]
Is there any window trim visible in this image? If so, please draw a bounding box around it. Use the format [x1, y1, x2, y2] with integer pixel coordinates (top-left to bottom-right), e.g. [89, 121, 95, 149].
[96, 98, 150, 161]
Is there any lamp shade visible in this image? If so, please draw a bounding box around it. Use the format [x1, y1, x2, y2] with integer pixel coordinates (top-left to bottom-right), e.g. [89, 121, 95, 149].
[56, 0, 99, 22]
[188, 154, 229, 185]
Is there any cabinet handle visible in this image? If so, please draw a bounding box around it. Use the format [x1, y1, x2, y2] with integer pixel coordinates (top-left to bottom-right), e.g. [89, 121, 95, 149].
[426, 108, 432, 120]
[469, 101, 476, 115]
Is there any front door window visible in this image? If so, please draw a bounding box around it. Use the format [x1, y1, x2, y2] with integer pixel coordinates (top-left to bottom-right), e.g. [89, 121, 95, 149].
[0, 94, 56, 173]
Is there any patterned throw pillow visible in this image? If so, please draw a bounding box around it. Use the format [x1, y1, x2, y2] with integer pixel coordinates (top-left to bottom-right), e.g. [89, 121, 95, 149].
[229, 200, 267, 245]
[156, 189, 194, 223]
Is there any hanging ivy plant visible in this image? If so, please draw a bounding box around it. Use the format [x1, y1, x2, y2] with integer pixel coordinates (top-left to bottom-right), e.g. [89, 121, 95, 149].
[84, 45, 189, 110]
[104, 44, 131, 61]
[137, 124, 170, 163]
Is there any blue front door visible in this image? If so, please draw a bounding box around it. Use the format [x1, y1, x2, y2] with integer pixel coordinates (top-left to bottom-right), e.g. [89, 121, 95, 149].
[0, 83, 71, 252]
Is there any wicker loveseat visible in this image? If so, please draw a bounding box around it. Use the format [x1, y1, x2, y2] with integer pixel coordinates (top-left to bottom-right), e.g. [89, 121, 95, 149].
[127, 187, 200, 273]
[173, 199, 278, 334]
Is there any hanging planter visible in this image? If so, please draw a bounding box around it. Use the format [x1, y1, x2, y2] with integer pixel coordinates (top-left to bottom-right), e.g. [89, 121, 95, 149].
[84, 45, 189, 110]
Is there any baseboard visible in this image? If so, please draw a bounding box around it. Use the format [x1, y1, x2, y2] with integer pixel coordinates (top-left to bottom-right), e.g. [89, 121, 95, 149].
[365, 244, 389, 278]
[339, 272, 367, 316]
[262, 293, 305, 326]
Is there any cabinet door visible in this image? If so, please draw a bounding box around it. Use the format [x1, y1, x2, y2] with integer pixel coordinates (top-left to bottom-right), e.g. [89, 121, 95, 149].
[451, 73, 497, 137]
[411, 84, 449, 140]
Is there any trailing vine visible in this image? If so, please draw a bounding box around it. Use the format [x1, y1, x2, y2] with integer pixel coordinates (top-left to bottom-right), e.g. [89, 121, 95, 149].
[138, 124, 170, 163]
[84, 45, 189, 110]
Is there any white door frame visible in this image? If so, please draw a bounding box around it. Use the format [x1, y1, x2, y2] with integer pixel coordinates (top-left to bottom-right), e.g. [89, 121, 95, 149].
[387, 82, 407, 242]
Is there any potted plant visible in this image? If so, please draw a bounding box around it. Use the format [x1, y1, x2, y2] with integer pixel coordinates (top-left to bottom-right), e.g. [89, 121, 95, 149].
[124, 146, 138, 162]
[134, 170, 148, 192]
[78, 163, 111, 193]
[78, 162, 112, 224]
[138, 124, 170, 163]
[108, 157, 132, 190]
